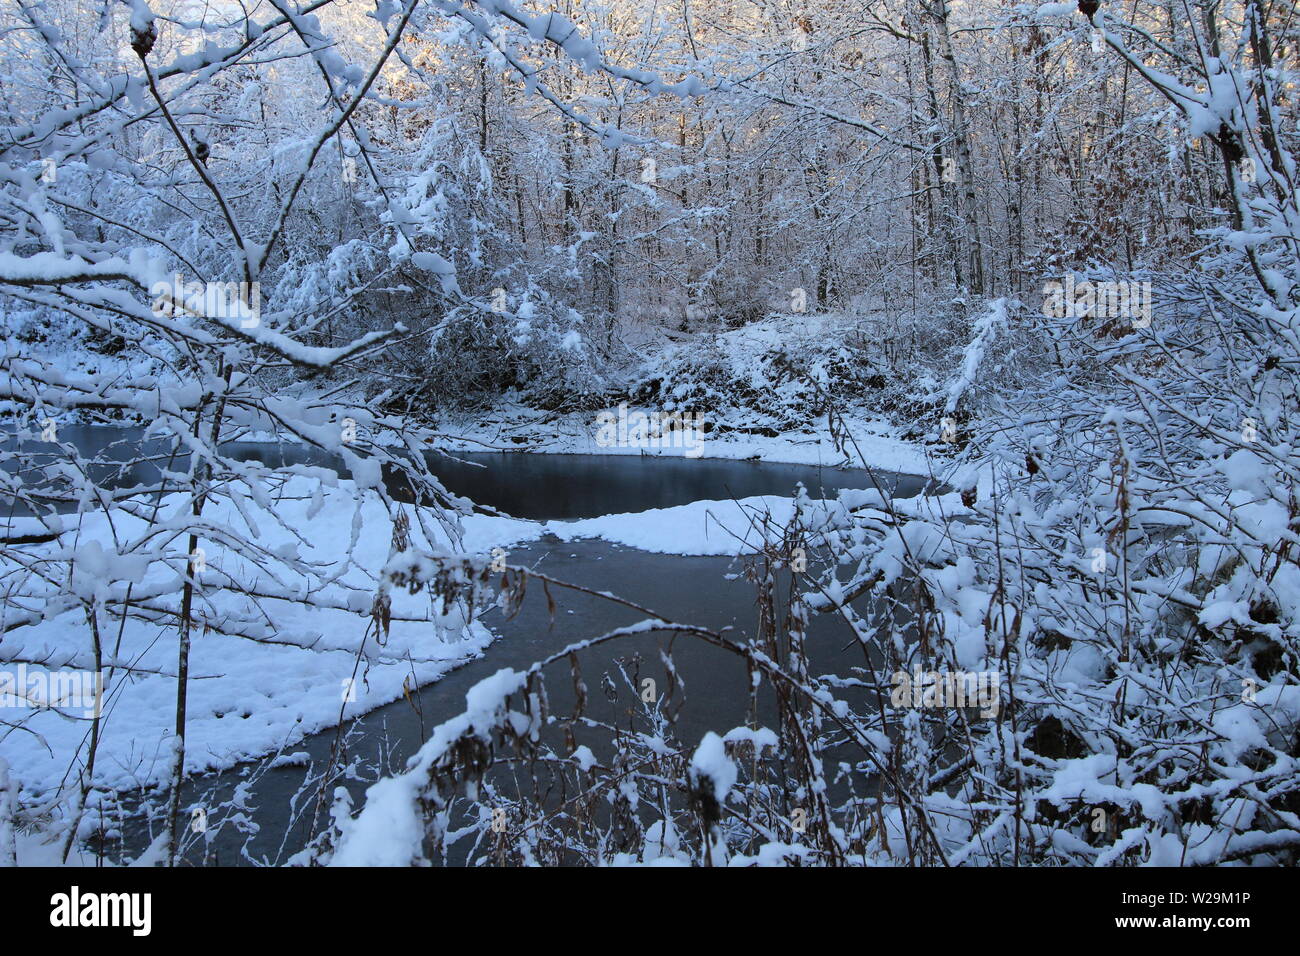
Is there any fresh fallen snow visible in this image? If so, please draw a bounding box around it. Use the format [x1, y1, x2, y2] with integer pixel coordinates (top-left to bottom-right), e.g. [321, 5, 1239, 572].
[545, 495, 798, 555]
[11, 826, 109, 867]
[0, 477, 546, 798]
[330, 665, 531, 866]
[544, 489, 969, 557]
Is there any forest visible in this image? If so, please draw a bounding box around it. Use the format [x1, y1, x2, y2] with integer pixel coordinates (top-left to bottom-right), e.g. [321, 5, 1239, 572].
[0, 0, 1297, 870]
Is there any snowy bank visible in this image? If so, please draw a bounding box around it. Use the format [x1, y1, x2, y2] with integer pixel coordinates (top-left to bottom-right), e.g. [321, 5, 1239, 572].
[0, 477, 546, 797]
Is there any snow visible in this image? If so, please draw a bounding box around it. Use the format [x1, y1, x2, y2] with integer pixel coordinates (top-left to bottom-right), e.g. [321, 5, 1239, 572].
[0, 477, 546, 797]
[571, 744, 596, 771]
[688, 732, 736, 805]
[330, 665, 530, 866]
[546, 496, 795, 556]
[5, 0, 1300, 870]
[12, 827, 108, 867]
[944, 298, 1007, 415]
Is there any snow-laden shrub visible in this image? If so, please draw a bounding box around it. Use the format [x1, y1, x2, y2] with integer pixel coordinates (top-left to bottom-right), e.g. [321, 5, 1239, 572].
[630, 314, 897, 434]
[625, 303, 1014, 441]
[382, 284, 605, 414]
[820, 280, 1300, 864]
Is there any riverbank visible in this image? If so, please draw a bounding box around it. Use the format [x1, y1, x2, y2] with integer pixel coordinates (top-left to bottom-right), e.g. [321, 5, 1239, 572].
[432, 403, 934, 475]
[0, 477, 548, 798]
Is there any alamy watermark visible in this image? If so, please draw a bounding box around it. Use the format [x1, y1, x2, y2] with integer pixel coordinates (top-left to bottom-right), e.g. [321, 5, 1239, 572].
[0, 664, 103, 718]
[890, 667, 1001, 718]
[151, 273, 260, 328]
[1041, 274, 1152, 329]
[50, 886, 151, 936]
[594, 402, 706, 458]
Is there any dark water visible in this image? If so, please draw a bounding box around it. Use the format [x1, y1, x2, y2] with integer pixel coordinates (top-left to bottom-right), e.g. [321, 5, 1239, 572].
[101, 539, 796, 864]
[2, 423, 925, 519]
[4, 425, 925, 864]
[396, 450, 924, 518]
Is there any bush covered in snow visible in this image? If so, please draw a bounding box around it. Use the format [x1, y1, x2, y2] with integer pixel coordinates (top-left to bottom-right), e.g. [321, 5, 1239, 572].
[387, 284, 606, 414]
[626, 312, 946, 436]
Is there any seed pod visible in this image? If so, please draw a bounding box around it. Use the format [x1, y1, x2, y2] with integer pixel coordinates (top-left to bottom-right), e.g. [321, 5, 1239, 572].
[130, 20, 157, 60]
[190, 130, 211, 165]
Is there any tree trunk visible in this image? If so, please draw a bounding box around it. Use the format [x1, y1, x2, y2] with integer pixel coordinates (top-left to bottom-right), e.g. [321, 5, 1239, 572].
[928, 0, 985, 296]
